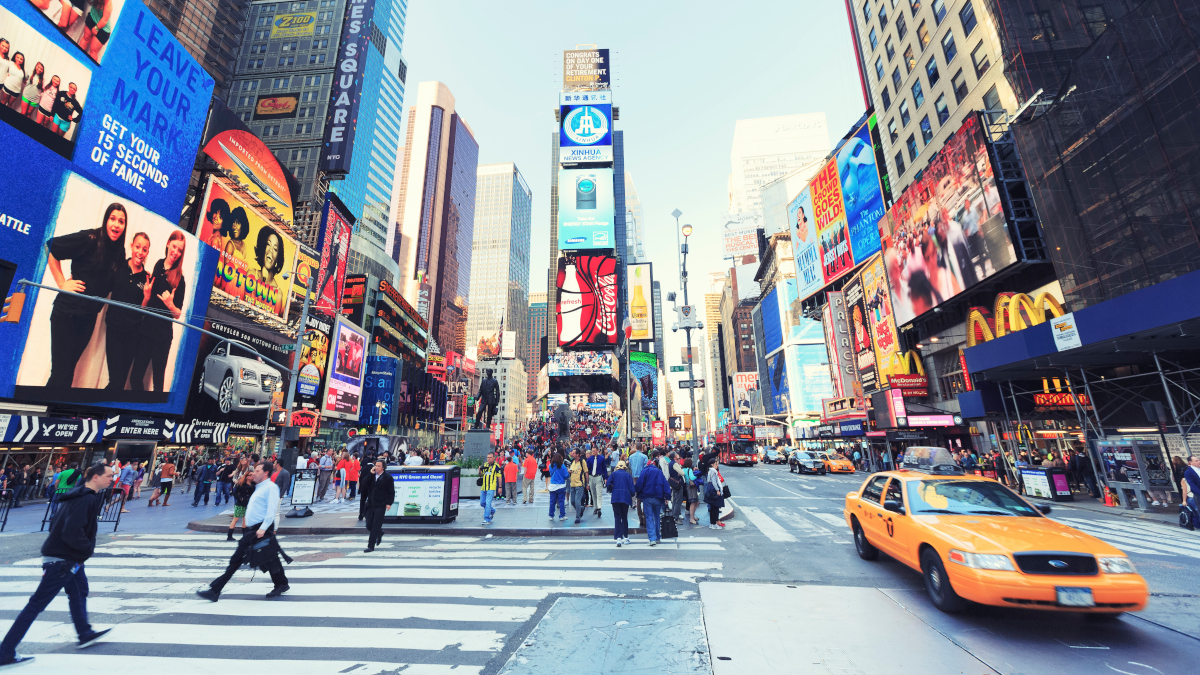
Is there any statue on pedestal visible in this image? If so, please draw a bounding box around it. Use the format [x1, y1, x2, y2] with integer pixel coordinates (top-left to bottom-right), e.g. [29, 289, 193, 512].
[474, 369, 499, 429]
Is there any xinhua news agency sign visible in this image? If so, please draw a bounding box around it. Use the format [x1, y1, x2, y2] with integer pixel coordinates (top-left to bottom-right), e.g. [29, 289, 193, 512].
[321, 0, 377, 174]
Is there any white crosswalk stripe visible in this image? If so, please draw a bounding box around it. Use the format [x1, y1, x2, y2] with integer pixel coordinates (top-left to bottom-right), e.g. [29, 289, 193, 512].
[0, 534, 724, 672]
[1053, 516, 1200, 559]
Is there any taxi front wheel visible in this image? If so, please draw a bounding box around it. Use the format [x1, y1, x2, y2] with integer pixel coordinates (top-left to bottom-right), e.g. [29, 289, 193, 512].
[921, 548, 967, 613]
[853, 522, 878, 560]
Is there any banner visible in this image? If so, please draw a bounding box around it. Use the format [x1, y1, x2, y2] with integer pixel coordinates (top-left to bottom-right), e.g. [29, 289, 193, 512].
[822, 291, 856, 399]
[322, 317, 369, 420]
[321, 0, 376, 174]
[314, 193, 353, 316]
[733, 372, 758, 412]
[269, 11, 317, 38]
[556, 251, 618, 349]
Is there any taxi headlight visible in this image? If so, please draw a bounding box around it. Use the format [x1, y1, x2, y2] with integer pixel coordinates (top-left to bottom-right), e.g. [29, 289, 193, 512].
[1098, 556, 1137, 574]
[948, 549, 1015, 571]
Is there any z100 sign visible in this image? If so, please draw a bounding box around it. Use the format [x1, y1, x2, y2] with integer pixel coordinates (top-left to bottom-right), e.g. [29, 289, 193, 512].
[556, 252, 617, 349]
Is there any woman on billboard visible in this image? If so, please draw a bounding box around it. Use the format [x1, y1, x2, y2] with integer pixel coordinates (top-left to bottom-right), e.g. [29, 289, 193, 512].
[253, 225, 286, 313]
[44, 202, 127, 388]
[130, 231, 187, 392]
[105, 232, 151, 391]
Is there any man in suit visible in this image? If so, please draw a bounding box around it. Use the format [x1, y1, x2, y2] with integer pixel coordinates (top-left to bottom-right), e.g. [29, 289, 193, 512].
[363, 460, 394, 553]
[357, 458, 375, 521]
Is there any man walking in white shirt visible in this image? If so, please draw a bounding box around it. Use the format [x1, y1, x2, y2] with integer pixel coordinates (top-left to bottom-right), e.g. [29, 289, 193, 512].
[196, 461, 289, 601]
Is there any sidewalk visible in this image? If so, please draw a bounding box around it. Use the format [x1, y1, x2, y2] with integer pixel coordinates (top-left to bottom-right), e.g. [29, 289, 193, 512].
[1030, 492, 1179, 525]
[1, 487, 236, 535]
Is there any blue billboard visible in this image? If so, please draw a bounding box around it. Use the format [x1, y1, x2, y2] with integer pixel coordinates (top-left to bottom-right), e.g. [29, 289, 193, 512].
[360, 355, 397, 428]
[837, 118, 887, 264]
[760, 286, 782, 355]
[788, 343, 834, 416]
[557, 168, 615, 250]
[629, 350, 658, 415]
[766, 351, 790, 416]
[559, 90, 613, 164]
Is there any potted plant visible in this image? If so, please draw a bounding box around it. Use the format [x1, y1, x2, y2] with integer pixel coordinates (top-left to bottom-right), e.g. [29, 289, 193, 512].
[449, 456, 485, 499]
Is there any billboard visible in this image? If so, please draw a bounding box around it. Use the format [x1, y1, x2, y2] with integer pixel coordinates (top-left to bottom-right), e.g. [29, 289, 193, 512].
[474, 327, 514, 361]
[629, 350, 658, 413]
[197, 177, 297, 321]
[788, 187, 823, 299]
[766, 351, 790, 415]
[557, 168, 614, 250]
[812, 158, 853, 284]
[201, 128, 294, 231]
[836, 116, 888, 266]
[724, 227, 760, 259]
[24, 0, 128, 64]
[12, 172, 216, 412]
[547, 351, 613, 377]
[1, 3, 92, 147]
[559, 91, 613, 163]
[294, 312, 333, 412]
[321, 0, 376, 174]
[291, 244, 319, 305]
[269, 11, 317, 38]
[733, 372, 758, 411]
[314, 193, 354, 316]
[789, 343, 834, 415]
[556, 251, 618, 349]
[374, 278, 427, 366]
[858, 254, 904, 386]
[322, 317, 369, 420]
[628, 262, 654, 341]
[359, 354, 397, 428]
[340, 273, 367, 326]
[562, 48, 610, 89]
[843, 273, 878, 392]
[880, 114, 1016, 326]
[253, 93, 300, 120]
[822, 292, 855, 398]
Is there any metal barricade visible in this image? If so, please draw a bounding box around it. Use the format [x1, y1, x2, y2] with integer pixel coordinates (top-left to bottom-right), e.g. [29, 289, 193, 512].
[40, 487, 126, 532]
[0, 489, 11, 532]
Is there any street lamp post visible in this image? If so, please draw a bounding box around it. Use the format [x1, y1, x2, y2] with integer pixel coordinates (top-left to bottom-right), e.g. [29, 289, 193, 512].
[679, 219, 700, 455]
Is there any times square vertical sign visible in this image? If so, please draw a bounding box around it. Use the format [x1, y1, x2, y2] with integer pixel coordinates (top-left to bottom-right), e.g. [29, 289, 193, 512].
[321, 0, 377, 174]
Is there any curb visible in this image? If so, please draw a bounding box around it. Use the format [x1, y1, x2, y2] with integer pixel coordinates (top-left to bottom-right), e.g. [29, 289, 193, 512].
[1032, 500, 1178, 525]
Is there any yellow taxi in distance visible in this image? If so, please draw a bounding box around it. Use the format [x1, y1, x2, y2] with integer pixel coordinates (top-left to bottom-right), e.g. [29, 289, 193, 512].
[816, 451, 856, 474]
[843, 447, 1148, 615]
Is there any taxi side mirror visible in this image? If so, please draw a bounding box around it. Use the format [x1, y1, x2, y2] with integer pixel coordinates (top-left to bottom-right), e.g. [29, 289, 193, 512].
[1035, 504, 1052, 515]
[883, 499, 906, 515]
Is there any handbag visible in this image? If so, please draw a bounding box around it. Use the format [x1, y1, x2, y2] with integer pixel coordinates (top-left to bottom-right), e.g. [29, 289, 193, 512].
[722, 484, 732, 499]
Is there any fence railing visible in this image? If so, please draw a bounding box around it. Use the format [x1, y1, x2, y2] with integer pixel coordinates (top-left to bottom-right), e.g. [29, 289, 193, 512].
[0, 489, 10, 532]
[41, 487, 126, 532]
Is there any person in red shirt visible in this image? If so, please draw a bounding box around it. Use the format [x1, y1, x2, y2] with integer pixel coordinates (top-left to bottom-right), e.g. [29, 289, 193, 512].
[346, 453, 361, 500]
[521, 450, 539, 504]
[503, 456, 519, 505]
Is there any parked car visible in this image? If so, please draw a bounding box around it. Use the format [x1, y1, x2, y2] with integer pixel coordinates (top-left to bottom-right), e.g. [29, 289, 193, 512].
[197, 340, 283, 414]
[764, 448, 787, 465]
[790, 450, 826, 475]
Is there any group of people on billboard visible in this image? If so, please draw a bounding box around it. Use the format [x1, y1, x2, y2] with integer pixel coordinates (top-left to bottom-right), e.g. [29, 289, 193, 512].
[1, 4, 89, 140]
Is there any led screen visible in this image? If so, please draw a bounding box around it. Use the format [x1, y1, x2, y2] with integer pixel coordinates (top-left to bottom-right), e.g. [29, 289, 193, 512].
[557, 168, 614, 250]
[322, 317, 368, 420]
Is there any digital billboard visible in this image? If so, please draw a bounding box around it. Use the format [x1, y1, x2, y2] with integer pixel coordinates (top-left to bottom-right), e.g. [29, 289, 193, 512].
[294, 312, 332, 412]
[359, 354, 397, 428]
[374, 278, 427, 366]
[562, 48, 610, 89]
[789, 187, 823, 300]
[557, 168, 614, 250]
[557, 251, 618, 349]
[733, 372, 758, 412]
[629, 350, 658, 414]
[12, 171, 216, 411]
[24, 0, 127, 63]
[879, 114, 1016, 326]
[837, 117, 887, 264]
[559, 90, 613, 164]
[766, 351, 790, 415]
[340, 273, 366, 326]
[314, 193, 353, 316]
[547, 351, 613, 377]
[0, 3, 92, 147]
[322, 316, 368, 420]
[627, 262, 654, 341]
[858, 254, 904, 387]
[760, 286, 782, 355]
[789, 343, 834, 415]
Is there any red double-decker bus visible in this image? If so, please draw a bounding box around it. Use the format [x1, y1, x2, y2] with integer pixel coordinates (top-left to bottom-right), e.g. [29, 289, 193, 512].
[715, 424, 758, 466]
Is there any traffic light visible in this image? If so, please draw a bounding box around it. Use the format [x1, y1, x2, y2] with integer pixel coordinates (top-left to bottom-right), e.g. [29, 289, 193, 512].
[1, 292, 24, 323]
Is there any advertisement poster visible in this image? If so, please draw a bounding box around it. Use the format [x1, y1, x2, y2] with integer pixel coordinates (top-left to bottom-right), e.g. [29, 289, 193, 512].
[880, 114, 1016, 326]
[182, 313, 290, 436]
[837, 118, 887, 265]
[253, 92, 299, 120]
[360, 355, 397, 429]
[1021, 469, 1053, 499]
[788, 188, 823, 300]
[24, 0, 126, 63]
[322, 317, 368, 420]
[789, 343, 834, 415]
[500, 330, 516, 359]
[629, 350, 658, 413]
[812, 158, 853, 283]
[651, 420, 666, 446]
[0, 3, 92, 147]
[557, 168, 615, 250]
[314, 193, 353, 316]
[733, 372, 758, 412]
[562, 48, 610, 89]
[766, 351, 790, 415]
[843, 273, 877, 392]
[386, 472, 445, 517]
[559, 91, 613, 163]
[547, 351, 613, 376]
[202, 127, 294, 228]
[556, 251, 618, 349]
[294, 312, 332, 411]
[197, 177, 297, 321]
[291, 244, 318, 305]
[855, 253, 901, 386]
[627, 262, 654, 341]
[724, 227, 760, 259]
[269, 11, 316, 38]
[12, 172, 215, 411]
[475, 329, 500, 360]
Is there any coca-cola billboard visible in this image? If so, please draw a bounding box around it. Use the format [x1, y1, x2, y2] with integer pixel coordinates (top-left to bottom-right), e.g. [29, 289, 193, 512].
[556, 252, 618, 350]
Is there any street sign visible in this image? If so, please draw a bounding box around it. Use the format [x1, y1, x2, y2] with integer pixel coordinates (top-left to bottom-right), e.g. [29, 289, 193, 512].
[670, 365, 686, 373]
[279, 344, 296, 352]
[679, 379, 705, 389]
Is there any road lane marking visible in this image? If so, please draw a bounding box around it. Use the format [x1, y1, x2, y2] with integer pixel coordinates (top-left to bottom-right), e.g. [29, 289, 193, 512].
[737, 505, 797, 542]
[11, 656, 480, 675]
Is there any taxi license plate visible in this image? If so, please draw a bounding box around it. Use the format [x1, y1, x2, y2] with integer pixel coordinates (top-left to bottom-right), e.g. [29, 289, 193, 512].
[1056, 587, 1094, 607]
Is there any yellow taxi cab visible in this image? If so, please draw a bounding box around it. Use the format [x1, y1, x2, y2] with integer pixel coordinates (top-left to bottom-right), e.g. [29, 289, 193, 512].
[816, 450, 856, 474]
[843, 447, 1148, 615]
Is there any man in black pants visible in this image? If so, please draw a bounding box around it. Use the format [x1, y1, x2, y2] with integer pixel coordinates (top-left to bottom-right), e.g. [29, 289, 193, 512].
[363, 460, 394, 553]
[196, 461, 289, 601]
[357, 459, 375, 521]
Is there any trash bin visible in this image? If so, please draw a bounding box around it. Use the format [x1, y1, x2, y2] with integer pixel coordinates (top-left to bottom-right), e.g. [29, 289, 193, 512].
[1020, 467, 1074, 502]
[383, 464, 460, 523]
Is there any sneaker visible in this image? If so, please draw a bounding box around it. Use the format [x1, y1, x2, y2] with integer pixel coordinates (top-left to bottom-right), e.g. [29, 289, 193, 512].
[77, 628, 111, 649]
[624, 537, 632, 545]
[0, 655, 35, 668]
[649, 541, 658, 547]
[195, 588, 219, 602]
[265, 585, 290, 598]
[616, 541, 623, 547]
[1151, 500, 1161, 507]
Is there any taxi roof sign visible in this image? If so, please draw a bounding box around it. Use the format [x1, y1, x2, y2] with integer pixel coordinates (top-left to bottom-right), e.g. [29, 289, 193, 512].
[901, 446, 964, 475]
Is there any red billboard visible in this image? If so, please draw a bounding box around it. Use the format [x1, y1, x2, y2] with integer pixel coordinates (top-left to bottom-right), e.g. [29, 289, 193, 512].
[651, 421, 666, 446]
[315, 193, 354, 317]
[556, 252, 618, 349]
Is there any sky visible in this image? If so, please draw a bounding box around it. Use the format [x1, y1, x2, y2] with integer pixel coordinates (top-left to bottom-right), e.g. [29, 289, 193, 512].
[401, 1, 868, 414]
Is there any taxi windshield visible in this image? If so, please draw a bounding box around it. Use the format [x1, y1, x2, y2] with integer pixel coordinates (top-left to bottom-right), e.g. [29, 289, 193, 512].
[905, 480, 1040, 517]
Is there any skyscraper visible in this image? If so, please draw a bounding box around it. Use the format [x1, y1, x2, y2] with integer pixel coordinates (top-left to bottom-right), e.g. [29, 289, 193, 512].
[728, 113, 830, 216]
[389, 82, 479, 354]
[145, 0, 249, 97]
[228, 0, 409, 277]
[651, 280, 664, 367]
[625, 173, 645, 262]
[466, 163, 533, 362]
[523, 293, 548, 402]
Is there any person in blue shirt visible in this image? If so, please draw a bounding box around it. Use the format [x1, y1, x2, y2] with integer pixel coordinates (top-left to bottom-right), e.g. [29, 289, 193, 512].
[607, 461, 634, 546]
[547, 452, 570, 521]
[635, 451, 671, 546]
[586, 447, 608, 518]
[628, 443, 648, 525]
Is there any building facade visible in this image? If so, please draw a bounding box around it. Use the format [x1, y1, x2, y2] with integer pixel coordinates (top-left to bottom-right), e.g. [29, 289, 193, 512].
[625, 173, 645, 262]
[492, 359, 528, 439]
[145, 0, 249, 98]
[728, 113, 831, 216]
[651, 280, 664, 368]
[523, 293, 548, 402]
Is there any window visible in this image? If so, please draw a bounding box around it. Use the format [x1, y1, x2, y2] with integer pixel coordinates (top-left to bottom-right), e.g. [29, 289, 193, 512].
[1026, 10, 1057, 42]
[982, 85, 1002, 123]
[273, 77, 290, 88]
[934, 93, 949, 124]
[920, 115, 933, 143]
[896, 13, 908, 39]
[290, 148, 310, 161]
[917, 21, 930, 49]
[909, 0, 921, 14]
[247, 58, 264, 69]
[862, 1, 872, 24]
[240, 112, 252, 123]
[294, 123, 313, 135]
[318, 25, 331, 34]
[903, 46, 916, 73]
[241, 80, 259, 91]
[907, 134, 919, 161]
[885, 36, 896, 60]
[869, 27, 879, 50]
[308, 54, 326, 64]
[894, 150, 906, 175]
[278, 56, 295, 67]
[875, 56, 885, 81]
[253, 30, 265, 40]
[293, 166, 306, 179]
[298, 106, 316, 118]
[878, 3, 888, 27]
[263, 125, 280, 136]
[892, 67, 902, 91]
[249, 44, 266, 55]
[862, 476, 889, 504]
[970, 41, 990, 77]
[1082, 5, 1108, 38]
[951, 69, 968, 103]
[899, 99, 911, 126]
[911, 80, 924, 107]
[304, 75, 323, 86]
[925, 55, 940, 85]
[880, 85, 892, 110]
[315, 39, 329, 49]
[887, 118, 898, 142]
[959, 1, 977, 36]
[932, 0, 946, 23]
[281, 41, 297, 52]
[942, 31, 957, 62]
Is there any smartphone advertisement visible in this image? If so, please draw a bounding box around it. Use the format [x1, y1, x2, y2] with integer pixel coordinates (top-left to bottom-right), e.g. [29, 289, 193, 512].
[321, 317, 368, 420]
[557, 168, 614, 250]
